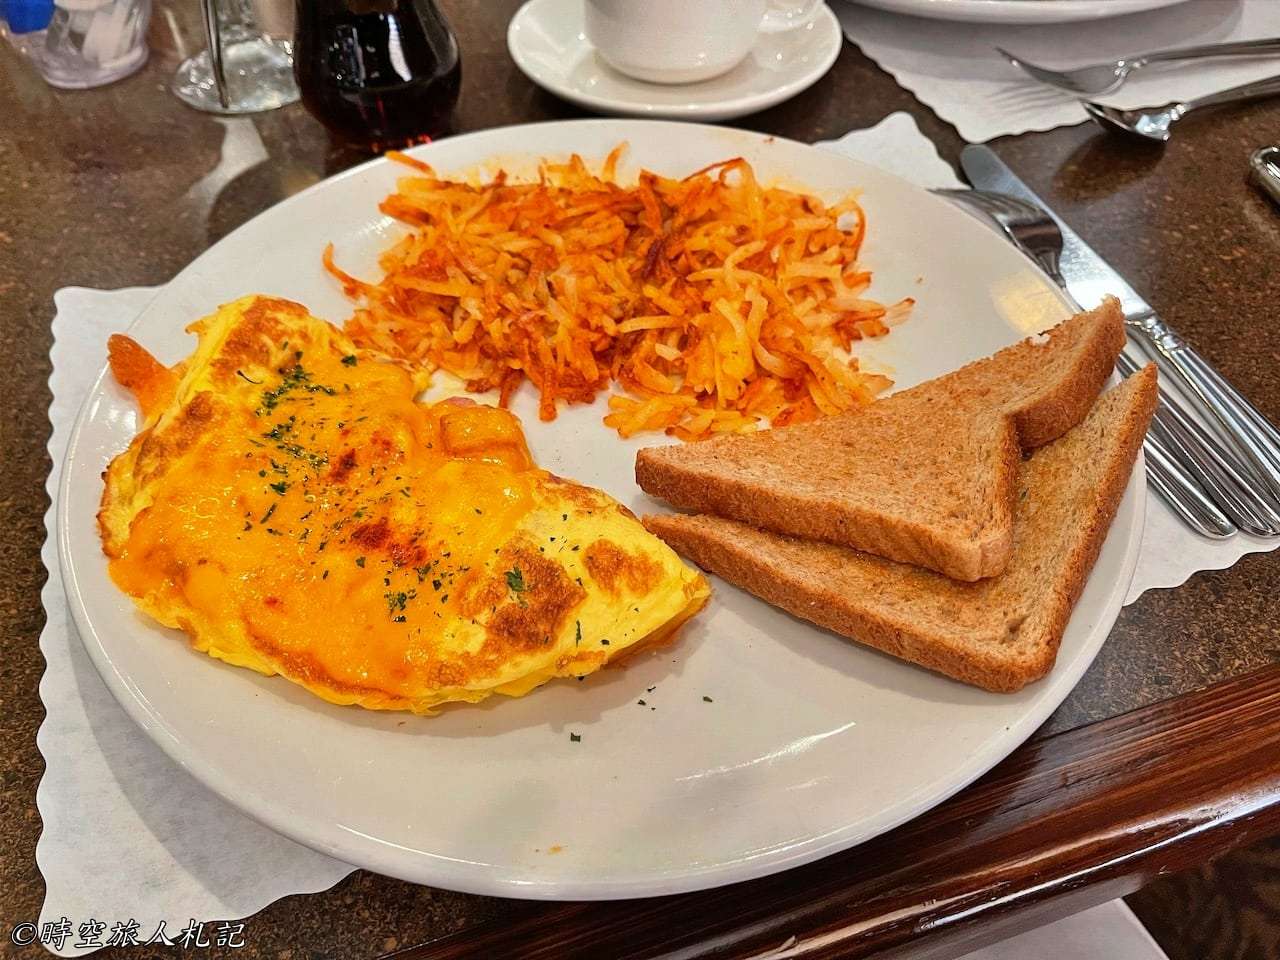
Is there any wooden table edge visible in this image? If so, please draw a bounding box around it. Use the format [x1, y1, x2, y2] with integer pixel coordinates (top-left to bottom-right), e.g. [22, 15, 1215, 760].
[386, 664, 1280, 960]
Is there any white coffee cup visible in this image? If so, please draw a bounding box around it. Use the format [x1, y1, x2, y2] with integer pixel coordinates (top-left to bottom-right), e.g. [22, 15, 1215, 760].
[583, 0, 822, 85]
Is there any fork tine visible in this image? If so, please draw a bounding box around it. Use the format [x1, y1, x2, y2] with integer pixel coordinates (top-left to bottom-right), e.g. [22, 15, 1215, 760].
[993, 47, 1089, 94]
[992, 195, 1036, 220]
[991, 45, 1128, 97]
[937, 190, 999, 219]
[994, 46, 1020, 67]
[961, 190, 1033, 222]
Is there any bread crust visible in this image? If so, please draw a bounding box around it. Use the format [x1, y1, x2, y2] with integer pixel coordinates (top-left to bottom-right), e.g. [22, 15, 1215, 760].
[644, 366, 1157, 692]
[637, 420, 1020, 581]
[636, 301, 1127, 582]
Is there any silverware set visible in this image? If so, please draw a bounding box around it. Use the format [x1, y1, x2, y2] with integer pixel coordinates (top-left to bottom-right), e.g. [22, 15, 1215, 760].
[933, 146, 1280, 540]
[998, 37, 1280, 147]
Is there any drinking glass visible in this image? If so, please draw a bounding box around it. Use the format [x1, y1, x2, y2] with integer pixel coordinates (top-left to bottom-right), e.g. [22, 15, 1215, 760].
[4, 0, 152, 89]
[171, 0, 299, 114]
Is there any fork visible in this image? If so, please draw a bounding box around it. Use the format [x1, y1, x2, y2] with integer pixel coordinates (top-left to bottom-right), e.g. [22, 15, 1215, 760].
[940, 186, 1280, 509]
[996, 37, 1280, 97]
[936, 188, 1280, 539]
[936, 187, 1239, 538]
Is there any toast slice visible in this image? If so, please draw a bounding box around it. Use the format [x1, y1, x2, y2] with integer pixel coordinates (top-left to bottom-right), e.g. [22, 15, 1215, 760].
[643, 366, 1156, 693]
[635, 299, 1126, 581]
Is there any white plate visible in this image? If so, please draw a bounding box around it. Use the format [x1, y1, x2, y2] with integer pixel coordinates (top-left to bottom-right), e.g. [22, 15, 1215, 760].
[59, 120, 1143, 900]
[507, 0, 842, 122]
[841, 0, 1190, 25]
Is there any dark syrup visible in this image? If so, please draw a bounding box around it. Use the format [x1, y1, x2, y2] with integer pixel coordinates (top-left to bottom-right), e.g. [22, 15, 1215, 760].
[295, 0, 461, 151]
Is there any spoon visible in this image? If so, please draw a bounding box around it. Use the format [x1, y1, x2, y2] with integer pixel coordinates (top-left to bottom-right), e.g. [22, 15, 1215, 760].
[1084, 73, 1280, 143]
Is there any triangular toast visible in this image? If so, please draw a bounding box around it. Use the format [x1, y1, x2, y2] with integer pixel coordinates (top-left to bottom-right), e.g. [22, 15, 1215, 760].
[636, 300, 1126, 581]
[644, 366, 1156, 692]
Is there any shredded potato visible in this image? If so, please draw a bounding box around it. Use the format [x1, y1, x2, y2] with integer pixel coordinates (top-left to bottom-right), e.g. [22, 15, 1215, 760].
[325, 146, 914, 440]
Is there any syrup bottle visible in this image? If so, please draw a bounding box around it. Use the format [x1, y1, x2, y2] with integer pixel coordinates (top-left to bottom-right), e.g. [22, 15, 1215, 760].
[294, 0, 461, 151]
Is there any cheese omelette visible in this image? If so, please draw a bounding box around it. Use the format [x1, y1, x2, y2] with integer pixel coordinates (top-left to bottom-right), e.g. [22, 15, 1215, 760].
[98, 295, 709, 714]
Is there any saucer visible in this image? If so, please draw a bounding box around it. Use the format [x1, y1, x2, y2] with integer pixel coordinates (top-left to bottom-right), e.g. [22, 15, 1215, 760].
[507, 0, 843, 123]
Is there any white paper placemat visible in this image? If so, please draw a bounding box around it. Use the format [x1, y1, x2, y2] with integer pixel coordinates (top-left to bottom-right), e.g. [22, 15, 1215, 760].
[35, 287, 352, 957]
[35, 114, 1277, 955]
[835, 0, 1280, 142]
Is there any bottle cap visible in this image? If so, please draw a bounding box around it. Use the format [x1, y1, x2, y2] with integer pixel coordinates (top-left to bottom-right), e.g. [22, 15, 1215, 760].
[5, 0, 55, 33]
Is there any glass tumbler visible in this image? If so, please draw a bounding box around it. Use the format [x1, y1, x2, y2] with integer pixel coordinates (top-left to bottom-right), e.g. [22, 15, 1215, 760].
[171, 0, 299, 114]
[34, 0, 152, 89]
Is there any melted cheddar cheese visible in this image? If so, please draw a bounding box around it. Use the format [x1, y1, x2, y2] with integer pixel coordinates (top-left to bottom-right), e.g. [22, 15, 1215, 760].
[99, 296, 708, 713]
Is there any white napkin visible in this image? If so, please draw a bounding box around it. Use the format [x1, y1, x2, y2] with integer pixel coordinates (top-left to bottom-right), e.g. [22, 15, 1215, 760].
[35, 114, 1277, 954]
[959, 900, 1168, 960]
[835, 0, 1280, 143]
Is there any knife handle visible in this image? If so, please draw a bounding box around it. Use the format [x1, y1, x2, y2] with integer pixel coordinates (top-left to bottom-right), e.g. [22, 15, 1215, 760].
[1142, 430, 1237, 540]
[1128, 316, 1280, 504]
[1117, 353, 1280, 537]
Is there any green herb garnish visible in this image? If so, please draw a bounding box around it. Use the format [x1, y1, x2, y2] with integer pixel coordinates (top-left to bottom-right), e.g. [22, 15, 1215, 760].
[506, 566, 526, 593]
[385, 589, 417, 614]
[256, 364, 336, 416]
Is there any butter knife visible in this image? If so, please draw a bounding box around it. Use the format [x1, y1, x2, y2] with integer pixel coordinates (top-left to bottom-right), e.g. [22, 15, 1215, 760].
[934, 186, 1279, 536]
[960, 144, 1280, 507]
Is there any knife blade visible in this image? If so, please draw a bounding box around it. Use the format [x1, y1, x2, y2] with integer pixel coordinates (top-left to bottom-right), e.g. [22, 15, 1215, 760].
[959, 145, 1151, 321]
[960, 143, 1280, 506]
